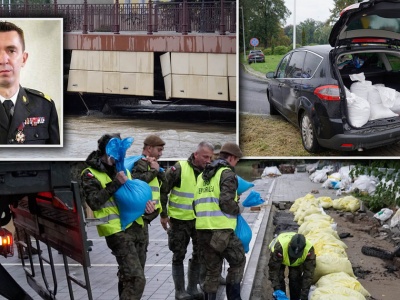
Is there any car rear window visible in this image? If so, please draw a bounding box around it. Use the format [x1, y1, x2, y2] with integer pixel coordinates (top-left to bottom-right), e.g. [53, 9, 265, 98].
[303, 52, 323, 78]
[346, 15, 400, 35]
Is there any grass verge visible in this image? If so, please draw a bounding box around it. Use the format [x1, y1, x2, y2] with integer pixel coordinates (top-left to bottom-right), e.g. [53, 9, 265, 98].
[239, 114, 340, 157]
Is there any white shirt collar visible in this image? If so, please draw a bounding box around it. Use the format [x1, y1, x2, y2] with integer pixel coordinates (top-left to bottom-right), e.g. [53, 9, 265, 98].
[0, 87, 20, 106]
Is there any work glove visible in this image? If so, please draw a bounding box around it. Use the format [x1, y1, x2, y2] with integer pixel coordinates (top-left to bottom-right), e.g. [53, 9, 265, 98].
[272, 290, 289, 300]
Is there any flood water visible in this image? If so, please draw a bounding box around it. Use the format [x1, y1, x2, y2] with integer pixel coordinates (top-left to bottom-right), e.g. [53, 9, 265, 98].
[0, 107, 237, 160]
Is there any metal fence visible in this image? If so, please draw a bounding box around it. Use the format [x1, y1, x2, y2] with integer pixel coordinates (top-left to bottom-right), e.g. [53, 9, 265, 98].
[0, 1, 236, 35]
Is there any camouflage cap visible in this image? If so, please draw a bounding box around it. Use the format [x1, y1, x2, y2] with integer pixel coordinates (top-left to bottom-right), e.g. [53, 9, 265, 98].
[144, 135, 165, 147]
[220, 142, 243, 158]
[213, 142, 222, 155]
[98, 133, 121, 155]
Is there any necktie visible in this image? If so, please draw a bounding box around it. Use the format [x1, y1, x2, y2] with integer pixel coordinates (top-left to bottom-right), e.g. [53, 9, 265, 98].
[3, 100, 14, 123]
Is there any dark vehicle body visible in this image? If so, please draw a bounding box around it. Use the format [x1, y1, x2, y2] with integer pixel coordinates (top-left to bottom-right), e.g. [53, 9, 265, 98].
[266, 0, 400, 153]
[248, 50, 265, 64]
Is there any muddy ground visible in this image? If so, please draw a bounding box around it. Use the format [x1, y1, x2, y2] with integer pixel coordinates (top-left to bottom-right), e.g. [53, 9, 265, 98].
[257, 207, 400, 300]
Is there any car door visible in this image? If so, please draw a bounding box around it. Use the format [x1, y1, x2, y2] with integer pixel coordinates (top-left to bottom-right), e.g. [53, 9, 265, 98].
[280, 51, 306, 124]
[269, 53, 291, 113]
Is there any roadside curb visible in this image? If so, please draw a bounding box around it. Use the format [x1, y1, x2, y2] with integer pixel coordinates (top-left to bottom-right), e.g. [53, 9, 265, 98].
[241, 63, 268, 80]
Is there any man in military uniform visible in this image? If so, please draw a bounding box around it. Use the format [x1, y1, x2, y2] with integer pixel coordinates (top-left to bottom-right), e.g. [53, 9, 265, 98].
[160, 141, 214, 300]
[131, 134, 167, 259]
[268, 232, 316, 300]
[194, 142, 246, 300]
[81, 133, 155, 300]
[0, 21, 59, 144]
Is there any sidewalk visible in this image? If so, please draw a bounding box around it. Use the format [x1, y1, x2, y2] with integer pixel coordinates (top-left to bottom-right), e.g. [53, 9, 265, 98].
[1, 172, 336, 300]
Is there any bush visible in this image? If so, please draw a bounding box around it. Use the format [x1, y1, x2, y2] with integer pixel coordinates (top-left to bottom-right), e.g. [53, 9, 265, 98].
[263, 48, 272, 56]
[273, 46, 288, 55]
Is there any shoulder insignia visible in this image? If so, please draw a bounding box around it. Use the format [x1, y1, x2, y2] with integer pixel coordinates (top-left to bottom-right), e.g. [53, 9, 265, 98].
[85, 171, 94, 178]
[25, 88, 52, 102]
[171, 166, 176, 171]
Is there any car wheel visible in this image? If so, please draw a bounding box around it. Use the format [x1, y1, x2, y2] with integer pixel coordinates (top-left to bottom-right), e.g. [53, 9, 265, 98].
[300, 113, 320, 153]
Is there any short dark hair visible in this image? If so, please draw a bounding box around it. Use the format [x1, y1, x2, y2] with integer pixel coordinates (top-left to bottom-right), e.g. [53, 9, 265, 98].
[0, 21, 25, 51]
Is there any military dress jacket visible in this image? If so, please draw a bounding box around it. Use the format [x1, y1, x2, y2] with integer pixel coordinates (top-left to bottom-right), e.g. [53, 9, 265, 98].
[0, 87, 60, 144]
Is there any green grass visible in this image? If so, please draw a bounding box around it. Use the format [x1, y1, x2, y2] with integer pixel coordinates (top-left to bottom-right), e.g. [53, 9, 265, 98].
[240, 52, 284, 74]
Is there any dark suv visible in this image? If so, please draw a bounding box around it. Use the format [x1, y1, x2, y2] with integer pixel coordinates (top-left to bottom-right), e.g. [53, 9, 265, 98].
[266, 0, 400, 153]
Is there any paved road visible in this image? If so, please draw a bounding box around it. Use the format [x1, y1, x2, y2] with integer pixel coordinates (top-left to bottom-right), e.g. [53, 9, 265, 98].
[239, 67, 270, 115]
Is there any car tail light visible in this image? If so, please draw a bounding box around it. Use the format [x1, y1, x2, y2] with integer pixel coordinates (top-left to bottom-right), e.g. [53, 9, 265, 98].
[341, 143, 354, 148]
[314, 85, 341, 101]
[352, 38, 387, 44]
[0, 228, 14, 258]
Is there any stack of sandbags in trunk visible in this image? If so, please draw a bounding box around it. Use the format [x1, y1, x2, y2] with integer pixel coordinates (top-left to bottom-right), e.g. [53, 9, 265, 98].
[289, 194, 370, 299]
[349, 72, 398, 123]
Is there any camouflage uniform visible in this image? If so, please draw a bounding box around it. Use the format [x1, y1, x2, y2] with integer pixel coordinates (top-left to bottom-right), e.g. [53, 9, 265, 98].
[268, 239, 316, 300]
[81, 150, 146, 300]
[161, 154, 201, 266]
[131, 158, 167, 257]
[196, 159, 246, 295]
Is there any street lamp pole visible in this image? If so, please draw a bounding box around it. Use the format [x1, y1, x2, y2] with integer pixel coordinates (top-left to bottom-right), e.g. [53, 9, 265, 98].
[293, 0, 296, 49]
[241, 6, 246, 61]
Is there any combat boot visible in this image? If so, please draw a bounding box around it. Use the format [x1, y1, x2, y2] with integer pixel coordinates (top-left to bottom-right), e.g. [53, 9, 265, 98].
[226, 283, 242, 300]
[172, 264, 191, 300]
[186, 259, 203, 299]
[204, 292, 217, 300]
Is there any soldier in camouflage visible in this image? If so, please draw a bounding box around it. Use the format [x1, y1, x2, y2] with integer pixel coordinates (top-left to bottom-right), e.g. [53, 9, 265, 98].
[131, 134, 167, 260]
[194, 142, 246, 300]
[268, 232, 316, 300]
[160, 141, 214, 300]
[80, 133, 155, 300]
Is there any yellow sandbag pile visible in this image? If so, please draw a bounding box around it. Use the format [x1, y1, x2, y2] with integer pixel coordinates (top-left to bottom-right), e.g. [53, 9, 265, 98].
[332, 195, 360, 212]
[290, 193, 370, 299]
[316, 272, 370, 298]
[294, 206, 323, 225]
[317, 196, 333, 209]
[290, 194, 318, 213]
[310, 286, 366, 300]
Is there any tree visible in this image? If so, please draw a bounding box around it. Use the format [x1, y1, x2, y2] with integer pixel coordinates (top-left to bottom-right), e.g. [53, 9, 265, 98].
[329, 0, 359, 24]
[244, 0, 290, 48]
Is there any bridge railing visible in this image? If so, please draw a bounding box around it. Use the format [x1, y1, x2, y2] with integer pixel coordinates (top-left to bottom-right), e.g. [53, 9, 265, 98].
[0, 1, 236, 35]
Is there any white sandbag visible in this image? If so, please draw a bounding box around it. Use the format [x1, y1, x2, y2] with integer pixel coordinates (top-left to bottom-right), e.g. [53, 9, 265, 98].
[346, 92, 370, 127]
[390, 91, 400, 114]
[373, 208, 393, 222]
[261, 166, 281, 177]
[351, 175, 376, 195]
[369, 102, 398, 120]
[390, 209, 400, 228]
[312, 170, 328, 183]
[350, 72, 372, 100]
[376, 85, 397, 108]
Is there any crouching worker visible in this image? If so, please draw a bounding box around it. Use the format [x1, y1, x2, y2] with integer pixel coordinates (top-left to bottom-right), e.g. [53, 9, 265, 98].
[80, 133, 155, 300]
[268, 232, 316, 300]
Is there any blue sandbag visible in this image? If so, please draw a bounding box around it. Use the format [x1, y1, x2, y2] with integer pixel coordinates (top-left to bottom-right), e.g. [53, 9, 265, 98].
[105, 137, 152, 230]
[242, 190, 265, 207]
[106, 137, 134, 173]
[124, 155, 145, 171]
[237, 175, 255, 195]
[115, 179, 152, 230]
[234, 214, 252, 253]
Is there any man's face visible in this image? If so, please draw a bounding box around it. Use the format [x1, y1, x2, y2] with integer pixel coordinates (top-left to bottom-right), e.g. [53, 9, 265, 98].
[193, 147, 213, 169]
[148, 146, 164, 160]
[0, 31, 27, 89]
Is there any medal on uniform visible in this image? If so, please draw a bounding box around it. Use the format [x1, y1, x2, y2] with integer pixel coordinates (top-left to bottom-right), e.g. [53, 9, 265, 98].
[16, 123, 25, 143]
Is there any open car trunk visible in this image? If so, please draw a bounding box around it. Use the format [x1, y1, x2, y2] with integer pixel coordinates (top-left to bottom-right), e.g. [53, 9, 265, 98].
[335, 49, 400, 128]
